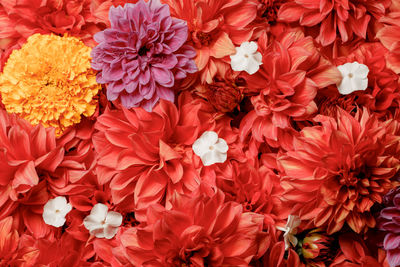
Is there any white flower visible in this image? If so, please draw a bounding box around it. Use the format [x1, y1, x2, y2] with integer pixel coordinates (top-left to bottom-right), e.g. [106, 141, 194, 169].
[276, 215, 301, 250]
[230, 41, 262, 75]
[192, 131, 228, 166]
[42, 196, 72, 227]
[337, 62, 369, 95]
[83, 203, 122, 239]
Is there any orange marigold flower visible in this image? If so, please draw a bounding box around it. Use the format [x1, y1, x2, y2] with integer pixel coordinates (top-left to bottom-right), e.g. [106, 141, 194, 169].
[0, 33, 101, 135]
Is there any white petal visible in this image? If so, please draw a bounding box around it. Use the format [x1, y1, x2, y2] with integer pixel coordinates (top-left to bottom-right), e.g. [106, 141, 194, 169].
[230, 55, 249, 72]
[350, 77, 367, 92]
[201, 151, 227, 166]
[246, 41, 258, 54]
[254, 52, 263, 65]
[60, 203, 72, 217]
[348, 62, 359, 73]
[287, 215, 301, 229]
[52, 196, 68, 208]
[43, 211, 66, 227]
[105, 211, 123, 227]
[192, 138, 209, 157]
[214, 138, 228, 153]
[90, 203, 108, 221]
[245, 57, 261, 75]
[354, 63, 369, 78]
[200, 131, 218, 145]
[91, 227, 106, 238]
[83, 215, 104, 231]
[337, 64, 350, 76]
[337, 76, 354, 95]
[288, 234, 298, 247]
[104, 225, 119, 239]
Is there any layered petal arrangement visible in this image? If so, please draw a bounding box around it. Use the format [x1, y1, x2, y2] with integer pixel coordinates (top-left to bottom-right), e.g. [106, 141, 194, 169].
[163, 0, 259, 83]
[120, 187, 268, 266]
[1, 0, 400, 265]
[279, 108, 400, 234]
[91, 0, 197, 111]
[0, 33, 100, 135]
[240, 31, 341, 147]
[278, 0, 391, 46]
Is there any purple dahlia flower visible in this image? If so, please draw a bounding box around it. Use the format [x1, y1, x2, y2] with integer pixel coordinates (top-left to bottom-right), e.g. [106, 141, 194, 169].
[91, 0, 197, 111]
[378, 187, 400, 267]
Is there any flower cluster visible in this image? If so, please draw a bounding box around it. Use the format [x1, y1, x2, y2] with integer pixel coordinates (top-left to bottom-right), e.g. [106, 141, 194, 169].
[1, 0, 400, 266]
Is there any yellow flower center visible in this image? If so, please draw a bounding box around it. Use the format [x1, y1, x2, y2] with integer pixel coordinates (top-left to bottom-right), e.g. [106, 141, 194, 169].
[0, 33, 101, 136]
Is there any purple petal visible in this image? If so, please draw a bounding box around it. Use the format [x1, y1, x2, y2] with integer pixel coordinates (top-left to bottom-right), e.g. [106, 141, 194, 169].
[151, 67, 174, 87]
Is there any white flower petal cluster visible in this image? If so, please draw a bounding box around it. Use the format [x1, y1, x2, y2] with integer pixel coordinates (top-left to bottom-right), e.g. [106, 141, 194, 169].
[337, 62, 369, 95]
[192, 131, 228, 166]
[42, 196, 72, 227]
[83, 203, 123, 239]
[276, 215, 301, 250]
[230, 41, 262, 75]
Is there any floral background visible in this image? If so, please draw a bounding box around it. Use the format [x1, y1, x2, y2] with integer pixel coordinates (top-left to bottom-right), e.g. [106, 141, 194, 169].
[0, 0, 400, 266]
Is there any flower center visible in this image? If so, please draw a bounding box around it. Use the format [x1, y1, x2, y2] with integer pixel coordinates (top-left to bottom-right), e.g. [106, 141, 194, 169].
[209, 145, 214, 150]
[138, 45, 150, 56]
[196, 32, 212, 46]
[261, 0, 283, 24]
[348, 73, 353, 78]
[55, 209, 60, 213]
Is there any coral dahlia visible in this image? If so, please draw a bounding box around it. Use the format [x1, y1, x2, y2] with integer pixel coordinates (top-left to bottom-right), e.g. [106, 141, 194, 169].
[240, 31, 341, 147]
[317, 42, 400, 119]
[377, 11, 400, 74]
[91, 0, 197, 111]
[278, 0, 391, 46]
[0, 33, 100, 135]
[0, 107, 97, 239]
[163, 0, 259, 84]
[119, 186, 268, 266]
[278, 108, 400, 234]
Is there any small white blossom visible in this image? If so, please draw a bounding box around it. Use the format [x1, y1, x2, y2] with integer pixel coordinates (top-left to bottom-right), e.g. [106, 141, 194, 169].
[276, 215, 301, 250]
[83, 203, 122, 239]
[42, 196, 72, 227]
[192, 131, 228, 166]
[337, 62, 369, 95]
[230, 41, 262, 75]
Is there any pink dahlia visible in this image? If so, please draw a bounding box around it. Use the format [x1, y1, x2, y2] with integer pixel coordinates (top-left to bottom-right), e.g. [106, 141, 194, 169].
[378, 187, 400, 267]
[91, 0, 197, 111]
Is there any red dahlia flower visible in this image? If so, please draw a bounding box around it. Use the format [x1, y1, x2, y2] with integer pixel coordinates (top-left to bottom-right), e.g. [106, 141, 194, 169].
[0, 109, 96, 239]
[240, 31, 341, 147]
[216, 159, 286, 228]
[0, 216, 41, 266]
[93, 93, 235, 220]
[163, 0, 259, 84]
[317, 42, 400, 118]
[278, 0, 391, 46]
[331, 233, 389, 266]
[279, 108, 400, 234]
[377, 11, 400, 74]
[254, 241, 304, 267]
[119, 186, 268, 266]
